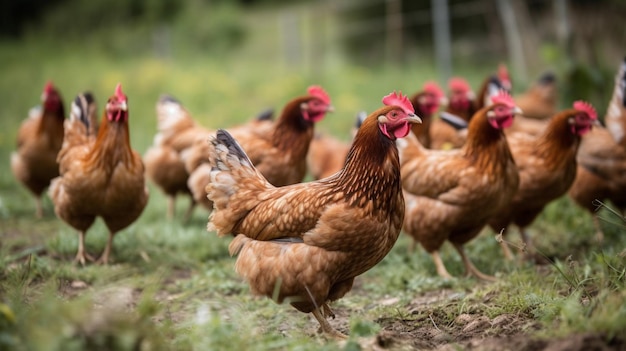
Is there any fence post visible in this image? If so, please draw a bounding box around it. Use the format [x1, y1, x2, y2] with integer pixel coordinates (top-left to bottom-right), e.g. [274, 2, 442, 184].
[495, 0, 527, 85]
[431, 0, 453, 84]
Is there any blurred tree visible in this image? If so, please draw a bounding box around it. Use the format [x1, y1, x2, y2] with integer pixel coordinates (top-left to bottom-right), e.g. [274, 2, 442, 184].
[0, 0, 65, 38]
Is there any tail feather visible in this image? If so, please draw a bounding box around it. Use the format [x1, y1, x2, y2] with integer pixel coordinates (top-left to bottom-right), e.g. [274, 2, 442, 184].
[618, 57, 626, 108]
[206, 129, 272, 236]
[70, 92, 97, 136]
[156, 94, 189, 131]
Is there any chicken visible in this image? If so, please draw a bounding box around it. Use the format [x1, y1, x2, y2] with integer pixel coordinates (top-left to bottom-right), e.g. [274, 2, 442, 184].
[430, 77, 476, 149]
[144, 94, 274, 218]
[143, 95, 205, 220]
[488, 101, 598, 259]
[186, 86, 332, 211]
[11, 81, 65, 218]
[50, 84, 148, 265]
[306, 111, 366, 180]
[569, 57, 626, 241]
[205, 92, 421, 338]
[408, 81, 446, 148]
[399, 90, 520, 281]
[515, 72, 558, 120]
[506, 72, 559, 136]
[430, 71, 512, 150]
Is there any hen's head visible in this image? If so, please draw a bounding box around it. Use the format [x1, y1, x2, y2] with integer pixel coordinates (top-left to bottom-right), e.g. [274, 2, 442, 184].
[417, 81, 446, 115]
[42, 81, 63, 113]
[448, 77, 475, 111]
[486, 90, 520, 130]
[106, 84, 128, 123]
[378, 91, 422, 140]
[570, 101, 597, 135]
[300, 85, 333, 123]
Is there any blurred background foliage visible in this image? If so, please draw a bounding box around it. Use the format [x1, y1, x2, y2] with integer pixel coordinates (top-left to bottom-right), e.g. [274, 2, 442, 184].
[0, 0, 624, 116]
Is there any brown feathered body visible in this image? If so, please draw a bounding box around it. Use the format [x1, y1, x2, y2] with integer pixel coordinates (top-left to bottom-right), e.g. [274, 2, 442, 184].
[488, 108, 592, 247]
[143, 96, 211, 217]
[50, 87, 148, 264]
[430, 82, 476, 150]
[399, 100, 519, 280]
[514, 73, 558, 120]
[569, 58, 626, 228]
[507, 73, 558, 136]
[401, 105, 519, 251]
[11, 83, 65, 216]
[306, 132, 352, 180]
[186, 93, 327, 211]
[207, 105, 414, 323]
[306, 112, 364, 180]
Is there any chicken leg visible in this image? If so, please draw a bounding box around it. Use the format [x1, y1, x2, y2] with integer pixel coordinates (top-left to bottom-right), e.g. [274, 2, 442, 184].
[431, 250, 454, 280]
[452, 242, 496, 282]
[499, 239, 515, 261]
[35, 197, 43, 219]
[183, 197, 196, 222]
[167, 196, 175, 220]
[74, 231, 95, 266]
[96, 231, 115, 265]
[312, 307, 347, 339]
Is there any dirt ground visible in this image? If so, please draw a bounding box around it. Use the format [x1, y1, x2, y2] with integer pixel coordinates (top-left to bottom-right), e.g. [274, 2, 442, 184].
[13, 252, 626, 351]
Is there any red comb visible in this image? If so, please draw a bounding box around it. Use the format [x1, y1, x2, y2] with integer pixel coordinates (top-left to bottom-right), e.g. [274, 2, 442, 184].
[490, 90, 515, 108]
[382, 91, 414, 114]
[448, 77, 471, 92]
[423, 81, 444, 98]
[498, 64, 510, 81]
[115, 83, 126, 101]
[44, 81, 54, 93]
[307, 85, 330, 105]
[573, 100, 597, 120]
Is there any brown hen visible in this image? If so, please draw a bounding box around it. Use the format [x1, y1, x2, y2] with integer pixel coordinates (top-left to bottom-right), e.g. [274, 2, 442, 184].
[186, 86, 331, 211]
[399, 90, 520, 281]
[50, 84, 148, 265]
[206, 91, 421, 338]
[569, 57, 626, 241]
[489, 101, 598, 259]
[11, 81, 65, 218]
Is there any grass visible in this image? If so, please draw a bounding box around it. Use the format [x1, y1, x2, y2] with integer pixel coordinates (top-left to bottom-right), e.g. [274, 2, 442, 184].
[1, 5, 626, 350]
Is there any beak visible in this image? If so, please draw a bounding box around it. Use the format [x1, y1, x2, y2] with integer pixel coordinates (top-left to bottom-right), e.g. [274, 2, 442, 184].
[405, 113, 422, 124]
[513, 106, 523, 115]
[119, 101, 128, 111]
[440, 97, 449, 106]
[592, 119, 602, 126]
[326, 104, 335, 113]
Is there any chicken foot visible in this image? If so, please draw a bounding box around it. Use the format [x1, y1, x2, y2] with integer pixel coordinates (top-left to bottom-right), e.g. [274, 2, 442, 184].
[74, 231, 95, 266]
[430, 250, 454, 280]
[96, 231, 115, 265]
[322, 303, 335, 319]
[452, 242, 496, 282]
[312, 307, 347, 339]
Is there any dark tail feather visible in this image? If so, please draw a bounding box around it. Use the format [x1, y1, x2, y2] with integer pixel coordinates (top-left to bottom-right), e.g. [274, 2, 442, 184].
[620, 56, 626, 108]
[439, 111, 468, 130]
[355, 111, 367, 129]
[213, 129, 254, 169]
[255, 108, 274, 121]
[72, 92, 96, 131]
[538, 71, 556, 85]
[158, 94, 181, 105]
